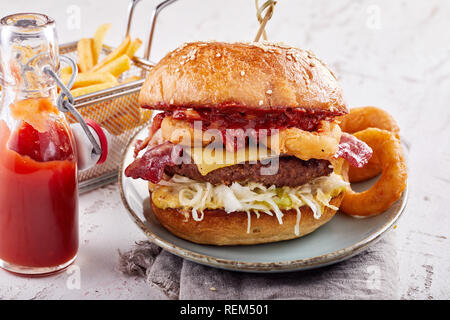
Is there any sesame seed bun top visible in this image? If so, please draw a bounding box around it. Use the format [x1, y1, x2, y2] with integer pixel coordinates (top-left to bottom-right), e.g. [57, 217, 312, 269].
[139, 41, 348, 115]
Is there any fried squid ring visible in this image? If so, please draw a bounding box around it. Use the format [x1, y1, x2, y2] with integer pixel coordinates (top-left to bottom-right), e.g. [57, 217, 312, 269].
[340, 128, 407, 217]
[273, 121, 342, 161]
[337, 106, 400, 182]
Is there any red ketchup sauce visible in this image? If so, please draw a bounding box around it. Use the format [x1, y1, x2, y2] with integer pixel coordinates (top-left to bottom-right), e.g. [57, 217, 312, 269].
[155, 107, 340, 151]
[0, 119, 78, 268]
[171, 107, 335, 131]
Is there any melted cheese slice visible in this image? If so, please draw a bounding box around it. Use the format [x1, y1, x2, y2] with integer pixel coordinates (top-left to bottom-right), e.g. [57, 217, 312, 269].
[185, 146, 277, 176]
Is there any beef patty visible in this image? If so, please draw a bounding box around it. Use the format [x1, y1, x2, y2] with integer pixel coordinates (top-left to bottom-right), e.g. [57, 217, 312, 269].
[165, 156, 332, 187]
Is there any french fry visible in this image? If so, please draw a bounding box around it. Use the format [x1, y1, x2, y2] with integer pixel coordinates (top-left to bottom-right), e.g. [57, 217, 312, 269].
[13, 45, 36, 64]
[60, 66, 73, 77]
[66, 25, 142, 100]
[92, 23, 112, 65]
[120, 75, 141, 84]
[71, 82, 117, 98]
[91, 36, 131, 72]
[126, 38, 142, 58]
[102, 113, 140, 136]
[140, 109, 153, 124]
[77, 38, 94, 72]
[95, 55, 131, 77]
[61, 72, 117, 89]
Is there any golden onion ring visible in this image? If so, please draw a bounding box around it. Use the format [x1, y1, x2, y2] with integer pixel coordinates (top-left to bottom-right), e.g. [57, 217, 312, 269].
[337, 106, 400, 138]
[161, 117, 342, 161]
[271, 121, 342, 161]
[347, 150, 382, 183]
[161, 116, 214, 146]
[340, 128, 407, 217]
[337, 106, 400, 182]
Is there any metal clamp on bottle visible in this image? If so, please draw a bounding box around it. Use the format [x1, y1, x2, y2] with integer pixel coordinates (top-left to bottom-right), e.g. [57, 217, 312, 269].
[42, 56, 110, 171]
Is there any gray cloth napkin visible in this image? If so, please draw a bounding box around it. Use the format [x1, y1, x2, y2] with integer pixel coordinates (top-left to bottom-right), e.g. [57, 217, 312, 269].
[118, 232, 398, 299]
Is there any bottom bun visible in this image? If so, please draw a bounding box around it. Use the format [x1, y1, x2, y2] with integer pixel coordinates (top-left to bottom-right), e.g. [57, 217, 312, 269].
[148, 193, 344, 246]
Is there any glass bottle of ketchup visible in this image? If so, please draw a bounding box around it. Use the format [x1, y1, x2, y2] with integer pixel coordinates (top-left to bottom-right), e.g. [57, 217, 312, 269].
[0, 13, 78, 275]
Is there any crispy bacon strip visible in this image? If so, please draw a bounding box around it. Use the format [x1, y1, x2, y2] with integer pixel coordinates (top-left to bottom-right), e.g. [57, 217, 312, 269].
[126, 134, 372, 184]
[335, 133, 372, 168]
[125, 142, 183, 183]
[133, 113, 165, 158]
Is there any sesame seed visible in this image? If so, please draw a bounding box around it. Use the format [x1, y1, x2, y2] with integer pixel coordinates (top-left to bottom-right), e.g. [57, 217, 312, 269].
[259, 100, 263, 106]
[210, 287, 216, 291]
[169, 99, 174, 104]
[240, 71, 245, 76]
[216, 53, 221, 57]
[175, 68, 179, 72]
[176, 43, 188, 51]
[266, 89, 272, 94]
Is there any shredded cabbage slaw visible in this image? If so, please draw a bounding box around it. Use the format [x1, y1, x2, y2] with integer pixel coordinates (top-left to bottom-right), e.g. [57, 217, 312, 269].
[152, 173, 349, 235]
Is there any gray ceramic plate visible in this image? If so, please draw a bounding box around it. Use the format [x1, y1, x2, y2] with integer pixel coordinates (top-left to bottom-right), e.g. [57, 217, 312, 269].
[119, 128, 408, 273]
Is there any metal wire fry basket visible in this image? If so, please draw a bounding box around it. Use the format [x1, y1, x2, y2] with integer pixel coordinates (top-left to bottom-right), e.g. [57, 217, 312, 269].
[60, 42, 152, 193]
[60, 0, 177, 193]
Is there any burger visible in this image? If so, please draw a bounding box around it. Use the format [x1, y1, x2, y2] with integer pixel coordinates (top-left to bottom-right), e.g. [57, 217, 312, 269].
[125, 41, 372, 245]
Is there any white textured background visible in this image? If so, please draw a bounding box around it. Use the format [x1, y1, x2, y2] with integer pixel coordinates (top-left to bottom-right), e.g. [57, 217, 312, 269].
[0, 0, 449, 299]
